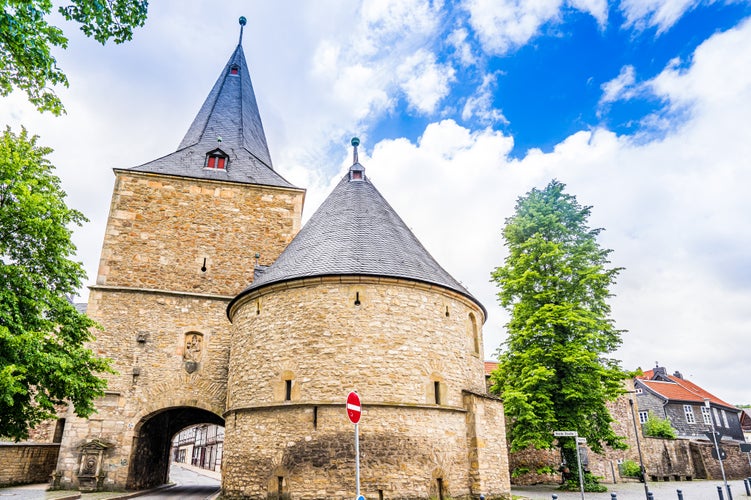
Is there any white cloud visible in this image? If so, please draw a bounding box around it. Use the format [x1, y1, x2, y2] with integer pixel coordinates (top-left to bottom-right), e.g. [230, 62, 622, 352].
[464, 0, 565, 54]
[447, 27, 478, 66]
[397, 50, 456, 114]
[461, 72, 509, 125]
[600, 65, 639, 105]
[570, 0, 609, 26]
[463, 0, 609, 55]
[619, 0, 702, 33]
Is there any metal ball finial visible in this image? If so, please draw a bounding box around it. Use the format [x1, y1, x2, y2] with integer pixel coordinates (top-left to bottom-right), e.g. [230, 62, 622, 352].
[239, 16, 247, 26]
[351, 137, 360, 147]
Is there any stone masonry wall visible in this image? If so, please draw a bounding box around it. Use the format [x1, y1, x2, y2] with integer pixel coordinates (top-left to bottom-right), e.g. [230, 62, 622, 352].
[0, 444, 59, 485]
[223, 405, 506, 500]
[224, 278, 509, 498]
[54, 288, 232, 489]
[96, 171, 304, 296]
[227, 278, 488, 408]
[463, 392, 511, 497]
[54, 169, 302, 490]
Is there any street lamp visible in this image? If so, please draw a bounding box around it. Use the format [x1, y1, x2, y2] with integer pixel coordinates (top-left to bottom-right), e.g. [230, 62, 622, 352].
[628, 398, 650, 500]
[705, 398, 730, 498]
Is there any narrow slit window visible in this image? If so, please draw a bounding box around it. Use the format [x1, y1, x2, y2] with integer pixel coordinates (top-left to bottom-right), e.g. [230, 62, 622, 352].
[277, 476, 283, 496]
[434, 381, 441, 405]
[313, 406, 318, 430]
[437, 478, 444, 500]
[285, 380, 292, 401]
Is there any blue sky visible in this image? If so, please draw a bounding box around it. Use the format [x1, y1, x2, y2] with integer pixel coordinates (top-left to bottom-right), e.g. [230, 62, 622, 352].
[368, 1, 751, 156]
[3, 0, 751, 404]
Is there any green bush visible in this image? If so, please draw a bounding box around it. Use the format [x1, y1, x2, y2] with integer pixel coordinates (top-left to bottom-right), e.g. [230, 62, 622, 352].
[536, 465, 555, 475]
[620, 459, 642, 477]
[643, 414, 677, 439]
[511, 467, 530, 478]
[560, 472, 607, 492]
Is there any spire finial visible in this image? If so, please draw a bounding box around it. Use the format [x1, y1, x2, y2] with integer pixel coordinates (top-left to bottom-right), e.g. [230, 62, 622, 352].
[351, 137, 360, 164]
[239, 16, 247, 45]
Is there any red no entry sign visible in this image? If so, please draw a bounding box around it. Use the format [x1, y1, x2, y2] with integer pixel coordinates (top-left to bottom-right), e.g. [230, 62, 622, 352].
[346, 391, 361, 424]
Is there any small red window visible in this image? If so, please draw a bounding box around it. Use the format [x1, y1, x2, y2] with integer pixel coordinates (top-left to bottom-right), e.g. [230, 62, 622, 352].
[206, 155, 226, 170]
[230, 66, 239, 75]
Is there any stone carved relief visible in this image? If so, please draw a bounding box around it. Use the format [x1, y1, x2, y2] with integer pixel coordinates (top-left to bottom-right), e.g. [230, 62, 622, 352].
[76, 438, 112, 492]
[183, 332, 203, 373]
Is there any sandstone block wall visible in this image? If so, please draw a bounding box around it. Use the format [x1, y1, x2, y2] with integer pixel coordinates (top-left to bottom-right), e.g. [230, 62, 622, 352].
[54, 289, 232, 489]
[223, 405, 506, 499]
[0, 444, 59, 485]
[463, 392, 511, 496]
[223, 277, 509, 498]
[227, 278, 488, 410]
[54, 169, 303, 490]
[97, 171, 304, 296]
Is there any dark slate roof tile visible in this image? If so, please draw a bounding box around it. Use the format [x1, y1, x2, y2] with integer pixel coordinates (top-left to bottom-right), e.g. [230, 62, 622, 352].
[231, 165, 485, 316]
[126, 44, 296, 190]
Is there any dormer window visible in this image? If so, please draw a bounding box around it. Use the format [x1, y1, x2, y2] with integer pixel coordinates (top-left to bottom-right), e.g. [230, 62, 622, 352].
[349, 163, 365, 182]
[230, 65, 239, 76]
[205, 149, 228, 170]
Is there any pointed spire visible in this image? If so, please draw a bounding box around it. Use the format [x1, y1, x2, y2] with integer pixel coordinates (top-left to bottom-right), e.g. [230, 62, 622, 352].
[126, 21, 299, 190]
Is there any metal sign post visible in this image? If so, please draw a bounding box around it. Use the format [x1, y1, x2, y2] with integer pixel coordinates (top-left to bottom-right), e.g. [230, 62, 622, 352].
[347, 392, 363, 500]
[554, 431, 585, 500]
[705, 399, 730, 500]
[355, 423, 360, 498]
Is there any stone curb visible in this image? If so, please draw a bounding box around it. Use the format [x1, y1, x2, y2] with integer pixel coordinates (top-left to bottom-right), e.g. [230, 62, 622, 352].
[89, 483, 177, 499]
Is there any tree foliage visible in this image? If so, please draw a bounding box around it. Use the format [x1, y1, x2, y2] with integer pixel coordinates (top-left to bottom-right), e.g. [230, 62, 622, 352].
[490, 180, 628, 462]
[0, 0, 148, 115]
[0, 127, 112, 440]
[643, 414, 677, 439]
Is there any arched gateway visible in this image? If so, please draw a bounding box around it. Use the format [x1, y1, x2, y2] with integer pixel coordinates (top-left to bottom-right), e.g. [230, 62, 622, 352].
[53, 19, 510, 499]
[127, 406, 223, 490]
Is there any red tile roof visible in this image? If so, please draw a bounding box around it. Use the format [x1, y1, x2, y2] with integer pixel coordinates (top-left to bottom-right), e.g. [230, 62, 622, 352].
[484, 361, 499, 376]
[637, 369, 735, 409]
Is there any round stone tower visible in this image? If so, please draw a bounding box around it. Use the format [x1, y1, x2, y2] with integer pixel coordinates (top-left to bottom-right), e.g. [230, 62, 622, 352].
[223, 142, 510, 499]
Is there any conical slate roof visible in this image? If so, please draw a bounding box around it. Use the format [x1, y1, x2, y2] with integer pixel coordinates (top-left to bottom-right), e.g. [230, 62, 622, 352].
[124, 41, 295, 189]
[230, 155, 485, 316]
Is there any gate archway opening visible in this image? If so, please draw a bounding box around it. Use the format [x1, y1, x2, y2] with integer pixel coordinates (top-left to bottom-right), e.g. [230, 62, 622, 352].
[126, 406, 224, 490]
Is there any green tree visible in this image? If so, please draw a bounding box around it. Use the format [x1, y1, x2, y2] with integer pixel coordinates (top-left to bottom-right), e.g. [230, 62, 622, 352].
[489, 179, 628, 488]
[0, 0, 148, 115]
[0, 127, 112, 440]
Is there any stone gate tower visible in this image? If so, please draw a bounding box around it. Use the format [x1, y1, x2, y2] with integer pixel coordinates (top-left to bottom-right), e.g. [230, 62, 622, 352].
[53, 32, 305, 490]
[53, 20, 510, 499]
